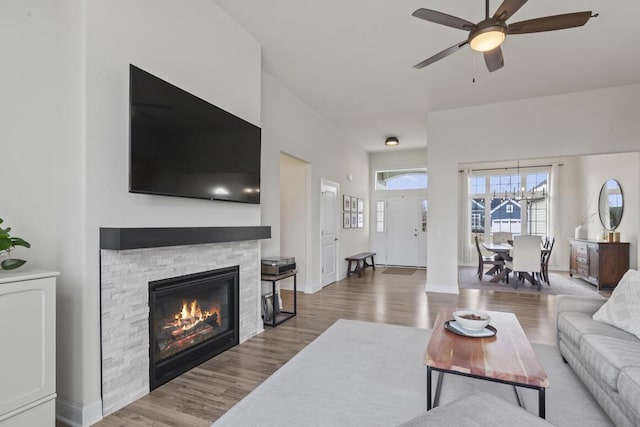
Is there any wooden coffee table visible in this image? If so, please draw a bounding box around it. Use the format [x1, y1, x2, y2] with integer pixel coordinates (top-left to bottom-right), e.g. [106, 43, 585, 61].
[424, 307, 549, 418]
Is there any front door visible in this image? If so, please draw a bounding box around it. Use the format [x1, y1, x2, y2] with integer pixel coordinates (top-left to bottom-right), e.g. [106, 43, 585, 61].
[385, 196, 426, 267]
[321, 181, 339, 286]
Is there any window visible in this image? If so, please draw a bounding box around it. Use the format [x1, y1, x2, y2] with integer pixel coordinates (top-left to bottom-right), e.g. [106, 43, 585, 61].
[376, 201, 385, 232]
[469, 168, 550, 244]
[376, 169, 427, 190]
[421, 200, 428, 232]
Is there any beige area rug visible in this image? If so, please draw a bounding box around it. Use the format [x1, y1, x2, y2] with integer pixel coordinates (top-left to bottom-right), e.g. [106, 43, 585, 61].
[212, 319, 611, 427]
[458, 266, 603, 296]
[382, 267, 418, 276]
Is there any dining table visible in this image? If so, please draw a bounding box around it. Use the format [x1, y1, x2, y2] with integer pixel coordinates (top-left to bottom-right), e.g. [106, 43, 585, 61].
[482, 242, 550, 286]
[482, 242, 511, 279]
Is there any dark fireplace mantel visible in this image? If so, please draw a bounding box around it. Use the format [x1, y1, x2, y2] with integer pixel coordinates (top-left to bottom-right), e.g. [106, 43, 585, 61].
[100, 226, 271, 250]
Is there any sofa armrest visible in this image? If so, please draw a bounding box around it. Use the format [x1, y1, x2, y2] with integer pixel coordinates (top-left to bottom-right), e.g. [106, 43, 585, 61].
[555, 295, 608, 348]
[556, 294, 607, 316]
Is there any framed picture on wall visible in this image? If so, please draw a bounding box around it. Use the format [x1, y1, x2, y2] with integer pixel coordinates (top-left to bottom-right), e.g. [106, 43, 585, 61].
[350, 197, 357, 212]
[343, 195, 351, 211]
[357, 213, 364, 228]
[350, 213, 357, 228]
[343, 212, 351, 228]
[357, 198, 364, 213]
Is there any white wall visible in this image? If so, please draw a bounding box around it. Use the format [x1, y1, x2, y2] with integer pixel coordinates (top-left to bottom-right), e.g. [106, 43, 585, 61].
[80, 2, 262, 422]
[427, 84, 640, 294]
[260, 73, 369, 292]
[0, 1, 262, 425]
[1, 0, 87, 421]
[577, 152, 639, 269]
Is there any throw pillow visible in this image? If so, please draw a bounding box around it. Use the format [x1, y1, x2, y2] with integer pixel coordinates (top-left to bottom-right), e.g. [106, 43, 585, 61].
[593, 269, 640, 339]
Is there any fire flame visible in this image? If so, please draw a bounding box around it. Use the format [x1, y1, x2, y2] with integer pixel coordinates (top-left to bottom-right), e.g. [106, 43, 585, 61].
[172, 299, 218, 334]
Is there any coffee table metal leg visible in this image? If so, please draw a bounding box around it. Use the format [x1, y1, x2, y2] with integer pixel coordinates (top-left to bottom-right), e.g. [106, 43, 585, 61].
[539, 387, 545, 419]
[433, 372, 444, 408]
[426, 367, 432, 410]
[513, 386, 523, 409]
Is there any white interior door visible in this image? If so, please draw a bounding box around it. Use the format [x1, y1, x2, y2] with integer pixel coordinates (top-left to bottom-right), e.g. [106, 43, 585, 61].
[321, 181, 338, 286]
[385, 196, 426, 267]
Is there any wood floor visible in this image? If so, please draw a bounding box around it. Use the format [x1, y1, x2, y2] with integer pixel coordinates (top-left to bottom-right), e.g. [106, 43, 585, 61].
[90, 268, 570, 426]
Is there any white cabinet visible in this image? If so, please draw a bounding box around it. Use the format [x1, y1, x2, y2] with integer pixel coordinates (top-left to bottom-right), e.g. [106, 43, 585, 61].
[0, 270, 57, 426]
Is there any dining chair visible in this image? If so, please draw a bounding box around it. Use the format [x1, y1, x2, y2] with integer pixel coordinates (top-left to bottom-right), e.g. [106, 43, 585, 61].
[492, 232, 513, 244]
[540, 237, 555, 285]
[504, 235, 543, 290]
[475, 235, 503, 280]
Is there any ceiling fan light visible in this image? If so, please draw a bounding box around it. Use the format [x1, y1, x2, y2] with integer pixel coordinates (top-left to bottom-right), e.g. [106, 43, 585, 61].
[385, 137, 399, 146]
[469, 27, 506, 52]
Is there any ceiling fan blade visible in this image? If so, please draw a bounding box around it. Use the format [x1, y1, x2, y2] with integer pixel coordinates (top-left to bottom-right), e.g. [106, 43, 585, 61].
[413, 41, 468, 69]
[412, 8, 476, 31]
[493, 0, 527, 22]
[508, 11, 592, 34]
[484, 46, 504, 72]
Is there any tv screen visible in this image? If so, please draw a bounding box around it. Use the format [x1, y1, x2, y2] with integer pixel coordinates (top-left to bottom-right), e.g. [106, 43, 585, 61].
[129, 65, 261, 204]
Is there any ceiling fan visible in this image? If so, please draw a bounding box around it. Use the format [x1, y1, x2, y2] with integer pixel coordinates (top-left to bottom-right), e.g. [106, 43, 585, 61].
[412, 0, 597, 72]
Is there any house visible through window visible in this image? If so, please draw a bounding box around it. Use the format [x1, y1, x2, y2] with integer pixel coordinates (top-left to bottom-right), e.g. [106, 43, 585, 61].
[376, 168, 427, 190]
[468, 168, 549, 244]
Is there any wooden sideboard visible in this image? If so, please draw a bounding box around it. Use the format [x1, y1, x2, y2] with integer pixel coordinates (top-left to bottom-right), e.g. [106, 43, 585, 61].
[569, 239, 630, 290]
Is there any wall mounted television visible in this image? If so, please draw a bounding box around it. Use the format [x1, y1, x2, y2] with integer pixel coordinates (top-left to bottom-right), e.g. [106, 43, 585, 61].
[129, 65, 261, 204]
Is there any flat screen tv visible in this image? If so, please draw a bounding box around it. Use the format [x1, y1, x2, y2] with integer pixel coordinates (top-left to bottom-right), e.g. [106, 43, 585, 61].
[129, 65, 261, 204]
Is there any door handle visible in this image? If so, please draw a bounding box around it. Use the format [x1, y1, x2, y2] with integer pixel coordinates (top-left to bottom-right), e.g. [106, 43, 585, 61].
[334, 238, 339, 241]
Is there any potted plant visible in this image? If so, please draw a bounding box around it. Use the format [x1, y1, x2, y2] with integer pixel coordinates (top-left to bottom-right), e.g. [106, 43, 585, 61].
[0, 218, 31, 270]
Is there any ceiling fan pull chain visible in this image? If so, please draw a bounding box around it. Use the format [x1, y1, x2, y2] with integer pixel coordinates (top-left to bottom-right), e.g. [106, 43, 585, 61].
[472, 52, 477, 84]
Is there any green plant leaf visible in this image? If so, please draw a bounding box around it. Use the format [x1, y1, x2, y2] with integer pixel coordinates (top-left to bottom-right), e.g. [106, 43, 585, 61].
[0, 218, 3, 225]
[1, 258, 26, 270]
[11, 237, 30, 248]
[0, 239, 12, 251]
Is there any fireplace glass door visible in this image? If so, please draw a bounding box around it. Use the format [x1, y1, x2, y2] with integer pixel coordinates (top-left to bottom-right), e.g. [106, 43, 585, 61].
[149, 266, 239, 389]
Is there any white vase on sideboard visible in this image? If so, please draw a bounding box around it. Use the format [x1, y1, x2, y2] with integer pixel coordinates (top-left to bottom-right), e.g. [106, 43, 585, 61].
[575, 224, 588, 239]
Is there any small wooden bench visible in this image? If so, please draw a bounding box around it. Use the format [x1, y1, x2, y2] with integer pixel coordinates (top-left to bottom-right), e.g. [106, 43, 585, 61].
[345, 252, 376, 278]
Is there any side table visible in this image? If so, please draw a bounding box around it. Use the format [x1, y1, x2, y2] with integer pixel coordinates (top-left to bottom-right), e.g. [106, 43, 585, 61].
[261, 269, 297, 327]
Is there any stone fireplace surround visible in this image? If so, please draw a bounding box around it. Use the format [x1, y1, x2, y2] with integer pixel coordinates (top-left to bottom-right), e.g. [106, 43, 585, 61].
[99, 226, 270, 416]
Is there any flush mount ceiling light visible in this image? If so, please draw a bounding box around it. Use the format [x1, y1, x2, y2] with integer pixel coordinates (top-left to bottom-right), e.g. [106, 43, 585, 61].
[469, 23, 506, 52]
[412, 0, 596, 72]
[385, 137, 399, 147]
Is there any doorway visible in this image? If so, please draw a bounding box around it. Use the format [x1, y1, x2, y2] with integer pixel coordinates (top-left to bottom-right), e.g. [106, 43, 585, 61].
[280, 153, 310, 292]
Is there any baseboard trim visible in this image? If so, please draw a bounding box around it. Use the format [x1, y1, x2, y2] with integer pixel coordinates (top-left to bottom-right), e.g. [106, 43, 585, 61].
[56, 397, 103, 427]
[425, 282, 460, 294]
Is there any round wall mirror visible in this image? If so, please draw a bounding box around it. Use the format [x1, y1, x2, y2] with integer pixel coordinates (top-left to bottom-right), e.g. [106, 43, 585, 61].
[598, 179, 624, 231]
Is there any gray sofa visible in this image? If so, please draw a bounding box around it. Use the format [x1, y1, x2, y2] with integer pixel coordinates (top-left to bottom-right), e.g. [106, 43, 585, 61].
[397, 391, 552, 426]
[556, 294, 640, 427]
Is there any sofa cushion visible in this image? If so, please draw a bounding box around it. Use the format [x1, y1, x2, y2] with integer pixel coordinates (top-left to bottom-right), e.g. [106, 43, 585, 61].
[580, 334, 640, 391]
[618, 368, 640, 421]
[396, 391, 552, 426]
[558, 311, 637, 348]
[593, 269, 640, 339]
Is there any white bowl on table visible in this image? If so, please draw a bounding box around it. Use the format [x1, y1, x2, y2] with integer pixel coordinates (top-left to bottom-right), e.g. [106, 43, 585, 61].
[453, 310, 491, 330]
